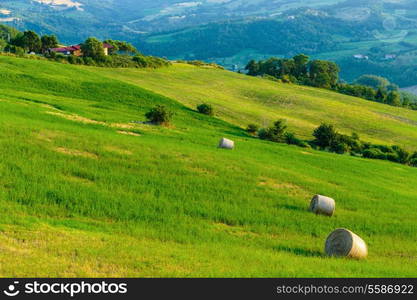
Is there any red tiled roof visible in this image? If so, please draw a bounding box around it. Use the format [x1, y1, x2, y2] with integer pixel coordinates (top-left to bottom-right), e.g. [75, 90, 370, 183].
[50, 43, 113, 52]
[51, 45, 80, 52]
[103, 43, 114, 49]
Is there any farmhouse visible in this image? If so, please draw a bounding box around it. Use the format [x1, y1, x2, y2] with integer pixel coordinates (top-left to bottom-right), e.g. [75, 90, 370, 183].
[49, 43, 113, 56]
[353, 54, 369, 60]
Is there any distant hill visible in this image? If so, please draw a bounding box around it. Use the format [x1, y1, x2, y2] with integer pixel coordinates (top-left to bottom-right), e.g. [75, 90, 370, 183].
[402, 85, 417, 96]
[0, 0, 341, 42]
[2, 0, 417, 86]
[138, 0, 417, 86]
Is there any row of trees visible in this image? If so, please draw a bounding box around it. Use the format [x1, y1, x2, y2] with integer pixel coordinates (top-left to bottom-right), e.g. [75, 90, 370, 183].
[1, 28, 170, 69]
[6, 30, 59, 54]
[245, 55, 416, 109]
[245, 55, 340, 89]
[248, 120, 417, 167]
[336, 74, 414, 108]
[336, 84, 404, 107]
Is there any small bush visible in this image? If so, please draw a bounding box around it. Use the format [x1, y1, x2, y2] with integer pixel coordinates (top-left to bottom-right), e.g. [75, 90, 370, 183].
[410, 158, 417, 167]
[145, 105, 173, 125]
[246, 124, 259, 134]
[329, 138, 349, 154]
[313, 123, 338, 148]
[259, 120, 287, 143]
[197, 103, 214, 116]
[391, 145, 410, 164]
[363, 148, 387, 160]
[284, 132, 309, 148]
[386, 153, 400, 163]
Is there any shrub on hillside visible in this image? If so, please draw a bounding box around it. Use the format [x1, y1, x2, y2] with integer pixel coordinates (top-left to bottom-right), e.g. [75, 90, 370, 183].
[284, 132, 309, 148]
[246, 124, 259, 134]
[330, 133, 363, 154]
[197, 103, 214, 116]
[259, 120, 287, 143]
[391, 145, 410, 164]
[145, 105, 173, 125]
[313, 123, 339, 149]
[4, 45, 25, 56]
[362, 148, 387, 160]
[133, 54, 170, 68]
[329, 137, 350, 154]
[177, 60, 224, 69]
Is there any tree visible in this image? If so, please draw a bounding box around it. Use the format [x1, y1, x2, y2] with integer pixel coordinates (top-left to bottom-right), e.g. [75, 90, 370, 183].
[386, 91, 401, 106]
[354, 75, 390, 90]
[104, 39, 138, 55]
[375, 88, 386, 103]
[245, 60, 259, 76]
[309, 60, 340, 88]
[145, 105, 173, 125]
[13, 31, 41, 53]
[246, 124, 259, 134]
[81, 37, 105, 61]
[293, 54, 309, 78]
[313, 123, 338, 148]
[258, 120, 287, 143]
[197, 103, 214, 116]
[41, 35, 59, 53]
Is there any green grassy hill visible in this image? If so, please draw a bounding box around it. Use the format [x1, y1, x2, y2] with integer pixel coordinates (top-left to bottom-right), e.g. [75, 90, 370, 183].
[98, 63, 417, 149]
[0, 56, 416, 277]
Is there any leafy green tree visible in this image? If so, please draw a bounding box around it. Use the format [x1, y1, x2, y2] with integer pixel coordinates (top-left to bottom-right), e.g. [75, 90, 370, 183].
[145, 105, 173, 125]
[259, 120, 287, 143]
[375, 88, 386, 103]
[391, 145, 410, 164]
[104, 39, 138, 55]
[386, 91, 401, 106]
[81, 37, 105, 61]
[13, 31, 41, 53]
[246, 124, 259, 134]
[278, 58, 296, 78]
[309, 60, 340, 88]
[284, 132, 308, 148]
[313, 123, 338, 148]
[293, 54, 309, 78]
[245, 60, 259, 76]
[41, 35, 59, 53]
[197, 103, 214, 116]
[354, 75, 390, 90]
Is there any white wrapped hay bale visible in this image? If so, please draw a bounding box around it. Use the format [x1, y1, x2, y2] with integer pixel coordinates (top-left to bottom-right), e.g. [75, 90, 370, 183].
[309, 194, 335, 216]
[325, 228, 368, 259]
[218, 138, 235, 149]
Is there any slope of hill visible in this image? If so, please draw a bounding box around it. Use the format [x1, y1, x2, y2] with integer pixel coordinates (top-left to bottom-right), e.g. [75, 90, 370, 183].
[97, 63, 417, 149]
[0, 56, 416, 277]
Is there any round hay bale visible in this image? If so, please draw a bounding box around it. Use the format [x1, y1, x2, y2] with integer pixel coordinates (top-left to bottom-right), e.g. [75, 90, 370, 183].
[310, 194, 335, 216]
[218, 138, 234, 149]
[325, 228, 368, 259]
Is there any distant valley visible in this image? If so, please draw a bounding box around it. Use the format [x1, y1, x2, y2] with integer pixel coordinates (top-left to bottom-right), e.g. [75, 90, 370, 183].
[2, 0, 417, 87]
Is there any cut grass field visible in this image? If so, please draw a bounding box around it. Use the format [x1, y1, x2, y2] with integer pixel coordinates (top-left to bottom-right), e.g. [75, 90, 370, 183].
[0, 56, 416, 277]
[98, 63, 417, 149]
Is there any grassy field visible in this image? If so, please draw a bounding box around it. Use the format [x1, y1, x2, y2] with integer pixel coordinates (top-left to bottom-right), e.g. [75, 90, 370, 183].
[98, 63, 417, 149]
[0, 56, 416, 277]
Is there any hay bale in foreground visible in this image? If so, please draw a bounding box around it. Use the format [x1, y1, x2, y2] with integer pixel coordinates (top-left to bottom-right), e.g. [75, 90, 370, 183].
[309, 195, 335, 216]
[218, 138, 235, 149]
[325, 228, 368, 259]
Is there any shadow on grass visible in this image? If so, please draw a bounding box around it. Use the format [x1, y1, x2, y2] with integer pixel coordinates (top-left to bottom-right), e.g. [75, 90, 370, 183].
[274, 245, 324, 258]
